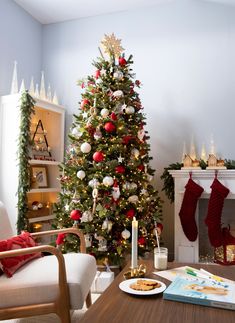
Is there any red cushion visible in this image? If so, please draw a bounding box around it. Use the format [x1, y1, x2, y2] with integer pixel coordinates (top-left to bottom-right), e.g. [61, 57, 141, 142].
[0, 231, 41, 277]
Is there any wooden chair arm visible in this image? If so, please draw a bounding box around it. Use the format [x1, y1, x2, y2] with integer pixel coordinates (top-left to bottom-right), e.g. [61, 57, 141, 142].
[0, 244, 70, 313]
[0, 244, 61, 259]
[31, 227, 86, 253]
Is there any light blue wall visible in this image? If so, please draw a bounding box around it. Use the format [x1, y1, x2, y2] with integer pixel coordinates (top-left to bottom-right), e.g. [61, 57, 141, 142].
[0, 0, 42, 96]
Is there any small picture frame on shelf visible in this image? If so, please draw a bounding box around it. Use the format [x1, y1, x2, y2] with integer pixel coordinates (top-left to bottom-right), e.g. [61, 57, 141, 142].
[31, 166, 48, 188]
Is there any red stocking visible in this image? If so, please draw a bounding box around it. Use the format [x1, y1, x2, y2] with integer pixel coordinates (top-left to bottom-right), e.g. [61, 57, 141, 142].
[205, 178, 229, 247]
[179, 178, 204, 241]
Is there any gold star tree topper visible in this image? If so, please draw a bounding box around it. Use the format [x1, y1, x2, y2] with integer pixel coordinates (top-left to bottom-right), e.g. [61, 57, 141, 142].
[100, 33, 124, 58]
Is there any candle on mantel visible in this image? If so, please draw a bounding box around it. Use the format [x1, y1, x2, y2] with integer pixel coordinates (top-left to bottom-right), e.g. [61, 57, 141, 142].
[131, 217, 138, 268]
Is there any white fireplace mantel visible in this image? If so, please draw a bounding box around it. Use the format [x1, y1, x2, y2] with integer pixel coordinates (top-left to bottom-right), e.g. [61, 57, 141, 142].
[169, 169, 235, 263]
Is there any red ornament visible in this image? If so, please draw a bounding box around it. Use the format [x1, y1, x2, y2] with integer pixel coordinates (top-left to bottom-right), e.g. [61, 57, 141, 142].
[119, 57, 127, 66]
[138, 237, 146, 245]
[137, 164, 144, 172]
[115, 165, 125, 174]
[93, 151, 104, 162]
[110, 112, 117, 121]
[135, 80, 141, 87]
[95, 70, 101, 79]
[81, 99, 89, 110]
[122, 135, 132, 145]
[126, 209, 135, 219]
[70, 209, 82, 221]
[56, 233, 66, 245]
[104, 121, 116, 133]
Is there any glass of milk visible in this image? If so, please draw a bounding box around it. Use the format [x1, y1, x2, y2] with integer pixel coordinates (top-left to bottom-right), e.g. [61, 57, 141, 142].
[154, 247, 168, 270]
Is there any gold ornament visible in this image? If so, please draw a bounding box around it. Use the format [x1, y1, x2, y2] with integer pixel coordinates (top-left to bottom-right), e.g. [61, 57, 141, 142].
[100, 33, 124, 58]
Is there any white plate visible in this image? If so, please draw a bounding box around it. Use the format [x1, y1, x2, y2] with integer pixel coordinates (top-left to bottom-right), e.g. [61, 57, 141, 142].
[119, 278, 166, 296]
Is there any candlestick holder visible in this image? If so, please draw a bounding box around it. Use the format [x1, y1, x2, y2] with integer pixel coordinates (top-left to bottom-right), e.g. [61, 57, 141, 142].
[123, 264, 146, 280]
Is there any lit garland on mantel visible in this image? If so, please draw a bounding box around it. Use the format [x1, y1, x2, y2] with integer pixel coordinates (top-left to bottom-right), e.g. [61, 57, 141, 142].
[17, 91, 35, 233]
[161, 160, 235, 204]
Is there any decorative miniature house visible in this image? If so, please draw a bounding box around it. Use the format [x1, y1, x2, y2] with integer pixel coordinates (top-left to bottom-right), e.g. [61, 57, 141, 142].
[182, 154, 201, 169]
[182, 154, 193, 168]
[207, 154, 226, 169]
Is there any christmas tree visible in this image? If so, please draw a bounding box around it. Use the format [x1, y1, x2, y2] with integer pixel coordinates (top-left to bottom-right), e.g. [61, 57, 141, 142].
[55, 34, 163, 265]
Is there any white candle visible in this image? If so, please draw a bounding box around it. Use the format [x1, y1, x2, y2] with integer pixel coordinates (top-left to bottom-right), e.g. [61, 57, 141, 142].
[131, 217, 138, 268]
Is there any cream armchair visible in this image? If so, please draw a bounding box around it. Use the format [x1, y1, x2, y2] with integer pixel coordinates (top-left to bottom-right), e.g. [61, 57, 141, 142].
[0, 202, 96, 322]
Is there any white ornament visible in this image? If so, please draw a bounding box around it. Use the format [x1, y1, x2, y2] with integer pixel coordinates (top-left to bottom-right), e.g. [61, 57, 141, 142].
[101, 108, 109, 118]
[138, 129, 145, 141]
[81, 210, 93, 223]
[40, 71, 46, 100]
[88, 178, 100, 188]
[82, 111, 88, 119]
[125, 106, 135, 114]
[130, 182, 138, 190]
[94, 128, 102, 140]
[123, 182, 131, 190]
[103, 176, 114, 187]
[29, 77, 35, 96]
[102, 218, 109, 230]
[64, 204, 70, 211]
[113, 71, 123, 79]
[118, 155, 124, 163]
[10, 61, 18, 94]
[98, 238, 107, 252]
[84, 234, 92, 247]
[140, 188, 148, 195]
[131, 148, 140, 158]
[112, 185, 120, 201]
[147, 174, 153, 182]
[72, 127, 83, 138]
[121, 104, 127, 113]
[80, 142, 91, 153]
[77, 170, 86, 179]
[113, 90, 124, 98]
[121, 229, 131, 240]
[128, 195, 139, 204]
[115, 103, 123, 114]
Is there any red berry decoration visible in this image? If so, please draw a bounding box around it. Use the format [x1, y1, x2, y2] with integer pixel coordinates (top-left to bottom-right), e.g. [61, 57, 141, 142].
[93, 151, 104, 162]
[104, 121, 116, 133]
[115, 165, 125, 174]
[119, 57, 127, 66]
[126, 209, 135, 219]
[95, 70, 101, 79]
[137, 164, 144, 172]
[70, 209, 82, 220]
[110, 112, 117, 121]
[122, 135, 132, 145]
[138, 237, 146, 245]
[81, 99, 89, 110]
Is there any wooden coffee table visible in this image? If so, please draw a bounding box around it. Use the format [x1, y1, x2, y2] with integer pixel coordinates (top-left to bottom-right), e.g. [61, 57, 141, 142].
[80, 260, 235, 323]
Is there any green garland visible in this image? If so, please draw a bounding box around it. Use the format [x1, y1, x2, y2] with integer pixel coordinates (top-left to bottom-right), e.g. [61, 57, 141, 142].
[161, 159, 235, 203]
[17, 91, 35, 234]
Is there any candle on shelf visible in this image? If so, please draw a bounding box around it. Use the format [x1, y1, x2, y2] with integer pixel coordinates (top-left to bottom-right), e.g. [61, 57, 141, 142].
[131, 217, 138, 268]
